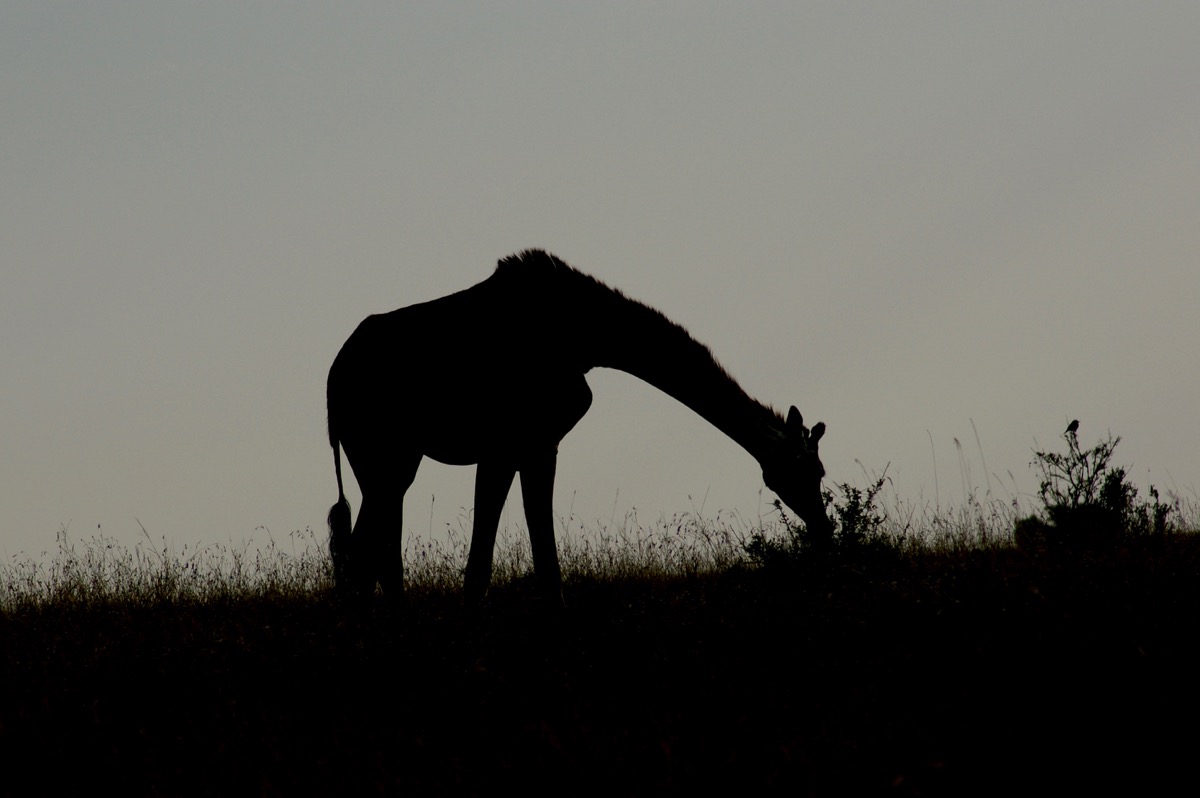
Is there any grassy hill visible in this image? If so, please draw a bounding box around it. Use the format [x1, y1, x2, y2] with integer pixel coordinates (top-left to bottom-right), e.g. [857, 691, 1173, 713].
[3, 509, 1199, 796]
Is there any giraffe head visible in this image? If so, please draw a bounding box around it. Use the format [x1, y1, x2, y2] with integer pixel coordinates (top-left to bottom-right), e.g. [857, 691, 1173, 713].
[762, 406, 833, 542]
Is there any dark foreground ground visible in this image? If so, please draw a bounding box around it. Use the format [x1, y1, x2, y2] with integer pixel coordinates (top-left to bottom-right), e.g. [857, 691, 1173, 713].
[3, 537, 1200, 796]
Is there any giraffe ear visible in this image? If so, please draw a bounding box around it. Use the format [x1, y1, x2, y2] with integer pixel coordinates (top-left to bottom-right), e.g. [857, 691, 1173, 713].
[785, 406, 804, 434]
[811, 421, 825, 445]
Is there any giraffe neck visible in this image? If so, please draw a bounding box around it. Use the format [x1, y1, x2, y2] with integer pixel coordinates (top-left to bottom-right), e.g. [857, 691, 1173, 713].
[490, 250, 786, 466]
[581, 287, 783, 467]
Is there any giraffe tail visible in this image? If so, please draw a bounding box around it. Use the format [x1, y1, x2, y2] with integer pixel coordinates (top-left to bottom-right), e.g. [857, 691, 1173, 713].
[327, 424, 352, 585]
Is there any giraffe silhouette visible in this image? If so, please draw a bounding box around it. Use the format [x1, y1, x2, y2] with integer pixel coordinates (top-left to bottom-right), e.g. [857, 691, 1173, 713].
[326, 250, 831, 605]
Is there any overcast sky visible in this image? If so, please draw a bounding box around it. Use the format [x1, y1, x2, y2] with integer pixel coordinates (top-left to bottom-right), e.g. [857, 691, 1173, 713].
[4, 3, 1198, 560]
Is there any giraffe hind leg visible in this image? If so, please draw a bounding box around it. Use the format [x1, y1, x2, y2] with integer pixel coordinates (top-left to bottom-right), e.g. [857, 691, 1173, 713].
[340, 449, 421, 602]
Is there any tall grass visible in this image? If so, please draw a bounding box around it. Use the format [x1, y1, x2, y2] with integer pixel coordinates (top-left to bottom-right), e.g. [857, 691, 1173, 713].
[1, 525, 330, 612]
[4, 484, 1195, 611]
[884, 490, 1022, 553]
[402, 507, 757, 593]
[2, 510, 786, 609]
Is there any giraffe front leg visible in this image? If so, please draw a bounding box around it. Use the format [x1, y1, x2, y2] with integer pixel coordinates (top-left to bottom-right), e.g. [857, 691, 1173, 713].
[519, 450, 564, 607]
[464, 460, 516, 607]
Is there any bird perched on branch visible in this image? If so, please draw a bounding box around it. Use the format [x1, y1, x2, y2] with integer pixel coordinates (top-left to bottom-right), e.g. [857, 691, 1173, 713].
[1065, 419, 1080, 435]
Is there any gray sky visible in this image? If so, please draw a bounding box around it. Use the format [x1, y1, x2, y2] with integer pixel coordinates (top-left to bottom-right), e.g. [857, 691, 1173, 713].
[4, 3, 1198, 559]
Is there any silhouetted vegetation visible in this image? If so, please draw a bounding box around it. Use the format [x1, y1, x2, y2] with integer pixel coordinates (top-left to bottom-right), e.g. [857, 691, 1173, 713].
[3, 438, 1198, 795]
[744, 474, 894, 566]
[1017, 428, 1177, 551]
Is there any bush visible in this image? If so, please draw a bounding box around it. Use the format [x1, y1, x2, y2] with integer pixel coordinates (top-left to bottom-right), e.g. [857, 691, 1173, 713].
[1026, 426, 1173, 547]
[744, 475, 893, 566]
